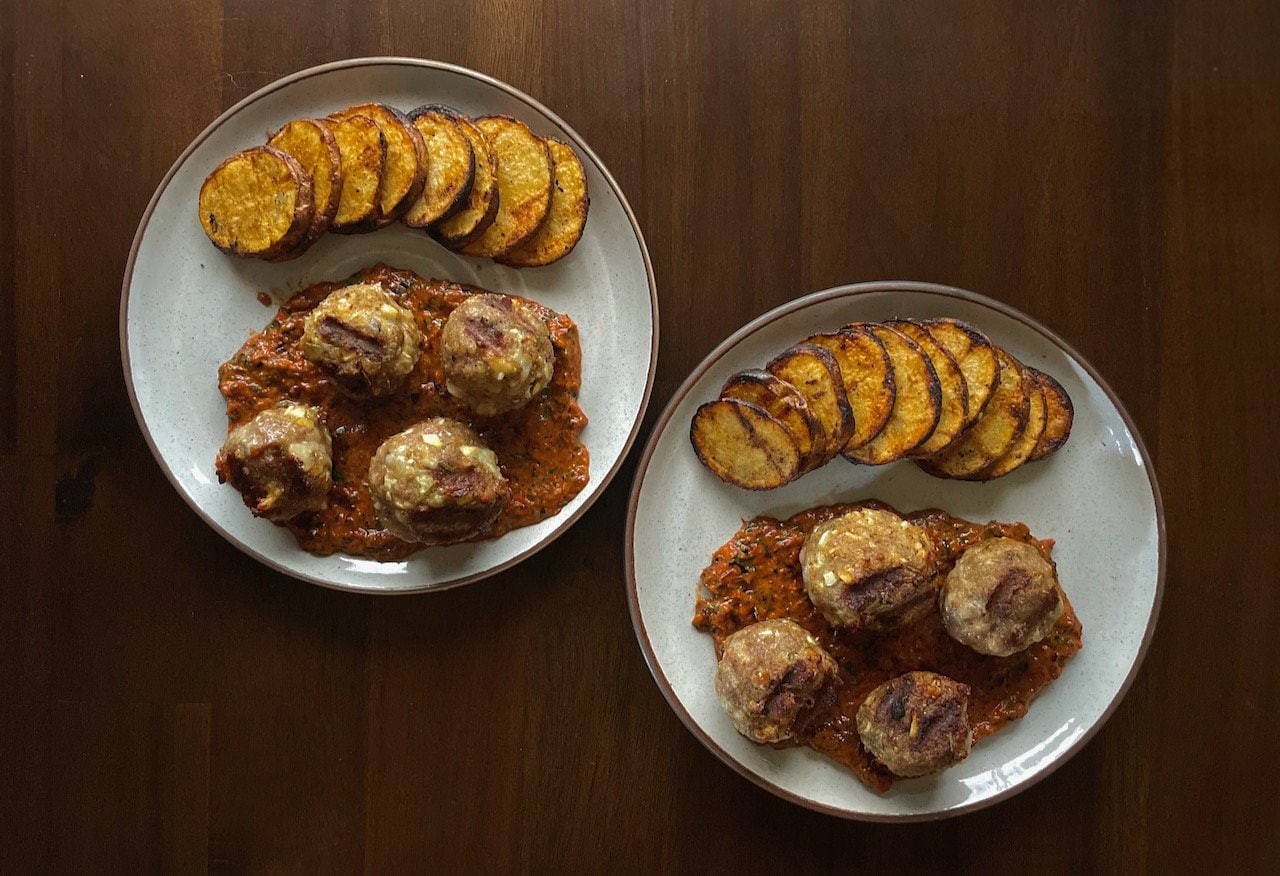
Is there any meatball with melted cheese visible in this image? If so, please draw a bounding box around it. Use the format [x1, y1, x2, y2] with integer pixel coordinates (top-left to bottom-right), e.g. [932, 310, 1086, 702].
[713, 618, 839, 744]
[367, 418, 510, 545]
[216, 403, 333, 521]
[300, 282, 422, 396]
[440, 293, 554, 416]
[800, 508, 934, 632]
[940, 537, 1063, 657]
[856, 671, 972, 778]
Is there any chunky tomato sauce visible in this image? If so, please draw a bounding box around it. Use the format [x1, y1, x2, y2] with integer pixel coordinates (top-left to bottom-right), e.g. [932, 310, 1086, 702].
[693, 501, 1082, 791]
[217, 264, 589, 559]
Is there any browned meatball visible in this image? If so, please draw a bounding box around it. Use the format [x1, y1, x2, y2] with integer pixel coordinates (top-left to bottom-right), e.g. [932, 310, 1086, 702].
[367, 418, 510, 545]
[940, 537, 1063, 656]
[440, 293, 554, 416]
[856, 671, 972, 778]
[216, 403, 332, 521]
[300, 282, 422, 396]
[713, 618, 839, 744]
[800, 507, 934, 631]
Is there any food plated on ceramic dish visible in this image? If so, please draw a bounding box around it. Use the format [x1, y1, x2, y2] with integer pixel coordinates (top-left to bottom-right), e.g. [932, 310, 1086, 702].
[216, 264, 587, 559]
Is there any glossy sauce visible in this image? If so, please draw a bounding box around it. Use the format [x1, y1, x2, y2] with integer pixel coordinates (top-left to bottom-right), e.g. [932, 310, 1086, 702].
[693, 501, 1082, 792]
[217, 264, 589, 559]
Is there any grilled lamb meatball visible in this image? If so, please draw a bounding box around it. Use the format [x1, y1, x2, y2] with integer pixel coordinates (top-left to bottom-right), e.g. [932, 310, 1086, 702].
[440, 293, 554, 416]
[940, 537, 1063, 657]
[367, 418, 510, 545]
[216, 403, 333, 521]
[300, 282, 422, 396]
[856, 671, 972, 778]
[714, 618, 839, 744]
[800, 508, 934, 631]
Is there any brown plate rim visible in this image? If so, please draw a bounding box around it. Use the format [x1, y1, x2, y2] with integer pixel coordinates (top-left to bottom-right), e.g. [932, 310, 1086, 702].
[119, 56, 659, 595]
[624, 282, 1165, 821]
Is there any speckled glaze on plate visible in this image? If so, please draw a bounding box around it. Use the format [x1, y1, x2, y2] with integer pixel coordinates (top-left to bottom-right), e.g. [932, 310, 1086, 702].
[626, 283, 1163, 820]
[121, 58, 657, 594]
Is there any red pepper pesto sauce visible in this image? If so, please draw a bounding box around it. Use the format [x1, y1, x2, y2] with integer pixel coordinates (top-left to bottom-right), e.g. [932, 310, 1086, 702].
[217, 264, 589, 560]
[693, 501, 1082, 792]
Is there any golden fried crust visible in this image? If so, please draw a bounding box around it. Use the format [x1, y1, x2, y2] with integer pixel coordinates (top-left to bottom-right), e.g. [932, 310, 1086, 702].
[916, 348, 1030, 480]
[499, 138, 589, 267]
[198, 145, 314, 259]
[982, 367, 1047, 478]
[767, 343, 855, 460]
[804, 326, 895, 451]
[921, 318, 1000, 427]
[403, 105, 474, 227]
[266, 118, 342, 248]
[887, 320, 970, 458]
[720, 369, 825, 469]
[326, 113, 387, 230]
[691, 399, 801, 489]
[333, 103, 426, 224]
[459, 116, 553, 258]
[844, 324, 942, 464]
[432, 115, 500, 246]
[1029, 368, 1074, 461]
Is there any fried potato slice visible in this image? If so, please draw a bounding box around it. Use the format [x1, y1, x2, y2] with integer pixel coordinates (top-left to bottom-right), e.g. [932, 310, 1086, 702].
[843, 324, 942, 464]
[691, 399, 802, 489]
[403, 105, 474, 227]
[982, 366, 1047, 478]
[459, 116, 553, 258]
[721, 369, 825, 471]
[331, 103, 426, 225]
[198, 145, 314, 259]
[499, 138, 589, 267]
[767, 343, 854, 462]
[804, 326, 895, 451]
[915, 348, 1030, 480]
[1028, 368, 1074, 461]
[432, 114, 500, 246]
[920, 318, 1000, 426]
[266, 118, 342, 248]
[885, 320, 970, 457]
[325, 113, 387, 230]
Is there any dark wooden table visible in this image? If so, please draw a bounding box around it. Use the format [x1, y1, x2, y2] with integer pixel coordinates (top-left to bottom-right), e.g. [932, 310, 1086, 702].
[4, 1, 1278, 871]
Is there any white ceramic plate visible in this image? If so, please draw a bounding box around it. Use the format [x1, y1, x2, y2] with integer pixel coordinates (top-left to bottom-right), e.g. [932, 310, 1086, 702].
[122, 58, 657, 594]
[626, 283, 1164, 820]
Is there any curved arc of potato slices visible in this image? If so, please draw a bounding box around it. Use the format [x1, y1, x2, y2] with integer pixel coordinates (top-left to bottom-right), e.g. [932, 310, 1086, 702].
[332, 103, 426, 225]
[403, 105, 475, 227]
[982, 368, 1047, 478]
[198, 145, 314, 259]
[884, 320, 970, 458]
[1028, 368, 1074, 461]
[720, 369, 825, 471]
[920, 318, 1001, 427]
[915, 348, 1030, 480]
[803, 326, 895, 451]
[766, 343, 854, 461]
[459, 116, 554, 258]
[690, 398, 802, 490]
[266, 118, 342, 250]
[325, 113, 387, 231]
[843, 323, 942, 465]
[498, 137, 590, 267]
[432, 114, 500, 246]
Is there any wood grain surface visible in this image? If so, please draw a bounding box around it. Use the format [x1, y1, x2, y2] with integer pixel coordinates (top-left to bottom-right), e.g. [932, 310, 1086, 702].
[3, 0, 1278, 871]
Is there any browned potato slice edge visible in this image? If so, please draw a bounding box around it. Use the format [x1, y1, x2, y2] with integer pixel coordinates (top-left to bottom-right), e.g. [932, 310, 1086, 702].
[403, 105, 475, 227]
[886, 320, 970, 457]
[720, 369, 825, 471]
[333, 103, 426, 224]
[198, 145, 314, 259]
[1028, 368, 1074, 461]
[766, 343, 854, 462]
[459, 116, 553, 258]
[498, 138, 589, 267]
[432, 115, 499, 246]
[690, 399, 801, 490]
[266, 118, 342, 248]
[805, 326, 895, 451]
[921, 318, 1000, 427]
[844, 324, 942, 465]
[325, 113, 387, 231]
[982, 366, 1047, 478]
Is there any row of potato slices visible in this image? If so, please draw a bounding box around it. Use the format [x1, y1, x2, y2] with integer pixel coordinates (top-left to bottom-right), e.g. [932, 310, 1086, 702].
[691, 319, 1074, 489]
[197, 103, 588, 267]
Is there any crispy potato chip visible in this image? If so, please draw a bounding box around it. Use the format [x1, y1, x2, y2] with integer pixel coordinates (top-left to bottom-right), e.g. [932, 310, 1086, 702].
[459, 116, 553, 258]
[721, 369, 825, 471]
[691, 399, 802, 489]
[804, 326, 895, 451]
[844, 324, 941, 464]
[403, 105, 474, 227]
[432, 114, 500, 246]
[198, 145, 313, 260]
[767, 343, 854, 461]
[266, 118, 342, 248]
[1028, 368, 1074, 461]
[921, 318, 1000, 426]
[499, 138, 589, 267]
[332, 103, 426, 224]
[916, 348, 1030, 480]
[326, 113, 387, 230]
[983, 366, 1047, 478]
[886, 320, 969, 457]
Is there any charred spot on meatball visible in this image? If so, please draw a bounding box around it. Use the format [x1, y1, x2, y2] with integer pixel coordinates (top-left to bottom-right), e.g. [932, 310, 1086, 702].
[856, 671, 971, 778]
[800, 507, 934, 631]
[300, 282, 422, 397]
[216, 403, 333, 521]
[713, 618, 839, 744]
[941, 537, 1063, 657]
[440, 293, 555, 416]
[367, 417, 510, 545]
